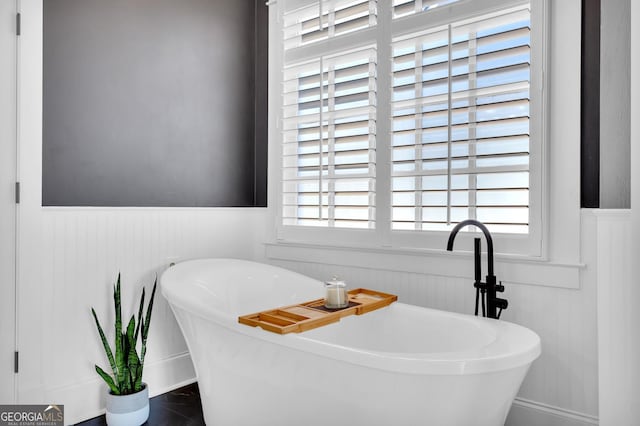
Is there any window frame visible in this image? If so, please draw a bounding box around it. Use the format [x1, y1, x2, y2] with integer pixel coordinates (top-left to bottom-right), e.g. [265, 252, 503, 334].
[273, 0, 549, 258]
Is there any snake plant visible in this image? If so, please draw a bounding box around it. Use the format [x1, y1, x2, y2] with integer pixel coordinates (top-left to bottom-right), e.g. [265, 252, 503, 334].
[91, 274, 157, 395]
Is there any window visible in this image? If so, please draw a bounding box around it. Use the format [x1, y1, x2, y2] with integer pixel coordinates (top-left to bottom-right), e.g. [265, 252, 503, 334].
[276, 0, 546, 256]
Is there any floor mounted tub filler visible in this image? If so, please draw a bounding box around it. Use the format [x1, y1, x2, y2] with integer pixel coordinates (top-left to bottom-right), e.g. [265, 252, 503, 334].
[160, 259, 540, 426]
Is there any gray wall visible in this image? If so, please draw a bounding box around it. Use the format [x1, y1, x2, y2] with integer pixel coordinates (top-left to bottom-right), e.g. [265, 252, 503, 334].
[43, 0, 267, 207]
[600, 0, 630, 208]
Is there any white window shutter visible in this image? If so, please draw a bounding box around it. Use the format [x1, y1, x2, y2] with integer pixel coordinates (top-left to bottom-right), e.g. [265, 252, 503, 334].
[390, 5, 532, 234]
[284, 0, 377, 50]
[282, 47, 377, 229]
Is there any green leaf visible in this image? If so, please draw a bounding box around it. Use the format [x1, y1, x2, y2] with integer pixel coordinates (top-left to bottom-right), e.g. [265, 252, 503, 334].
[126, 315, 142, 389]
[126, 316, 135, 346]
[95, 365, 119, 395]
[128, 352, 140, 389]
[139, 317, 146, 361]
[121, 364, 131, 394]
[134, 288, 145, 343]
[91, 308, 118, 388]
[142, 279, 157, 343]
[139, 278, 157, 373]
[133, 363, 143, 392]
[114, 274, 125, 390]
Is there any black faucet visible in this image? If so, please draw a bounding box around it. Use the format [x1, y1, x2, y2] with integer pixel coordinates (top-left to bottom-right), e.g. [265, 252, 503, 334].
[446, 219, 508, 320]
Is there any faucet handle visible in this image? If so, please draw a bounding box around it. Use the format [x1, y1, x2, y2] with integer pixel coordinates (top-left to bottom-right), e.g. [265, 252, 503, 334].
[495, 297, 508, 310]
[496, 280, 505, 292]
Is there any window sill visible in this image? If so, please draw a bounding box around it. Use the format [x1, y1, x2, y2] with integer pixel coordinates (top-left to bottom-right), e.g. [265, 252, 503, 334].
[263, 241, 585, 289]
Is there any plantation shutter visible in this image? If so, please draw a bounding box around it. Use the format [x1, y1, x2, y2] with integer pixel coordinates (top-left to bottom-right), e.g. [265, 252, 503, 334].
[284, 0, 378, 50]
[282, 48, 377, 229]
[390, 5, 531, 234]
[282, 0, 378, 229]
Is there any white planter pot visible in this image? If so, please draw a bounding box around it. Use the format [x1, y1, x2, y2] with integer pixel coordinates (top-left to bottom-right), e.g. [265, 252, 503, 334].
[105, 383, 149, 426]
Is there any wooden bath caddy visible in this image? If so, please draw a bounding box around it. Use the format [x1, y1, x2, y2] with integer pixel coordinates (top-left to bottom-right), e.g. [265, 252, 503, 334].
[238, 288, 398, 334]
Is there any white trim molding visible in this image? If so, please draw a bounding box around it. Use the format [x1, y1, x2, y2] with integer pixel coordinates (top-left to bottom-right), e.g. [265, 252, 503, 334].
[265, 242, 584, 289]
[509, 397, 598, 426]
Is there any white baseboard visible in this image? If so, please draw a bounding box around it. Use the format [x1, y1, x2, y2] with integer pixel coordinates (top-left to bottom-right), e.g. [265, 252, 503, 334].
[507, 397, 599, 426]
[144, 352, 197, 399]
[44, 352, 196, 426]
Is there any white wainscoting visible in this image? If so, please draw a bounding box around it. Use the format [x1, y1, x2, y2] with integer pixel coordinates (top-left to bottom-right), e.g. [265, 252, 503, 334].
[594, 210, 634, 426]
[17, 208, 267, 425]
[265, 211, 604, 426]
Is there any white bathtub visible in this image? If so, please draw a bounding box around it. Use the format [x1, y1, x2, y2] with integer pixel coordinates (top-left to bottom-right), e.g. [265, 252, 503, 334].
[160, 258, 540, 426]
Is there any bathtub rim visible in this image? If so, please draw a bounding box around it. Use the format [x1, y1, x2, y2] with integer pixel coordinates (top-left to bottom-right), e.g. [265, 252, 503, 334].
[161, 258, 541, 376]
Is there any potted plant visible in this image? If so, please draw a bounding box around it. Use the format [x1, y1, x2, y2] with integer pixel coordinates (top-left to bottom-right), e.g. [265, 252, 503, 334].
[91, 274, 157, 426]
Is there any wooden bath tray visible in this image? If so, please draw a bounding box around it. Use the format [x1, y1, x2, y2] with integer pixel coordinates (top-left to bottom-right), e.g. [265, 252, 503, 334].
[238, 288, 397, 334]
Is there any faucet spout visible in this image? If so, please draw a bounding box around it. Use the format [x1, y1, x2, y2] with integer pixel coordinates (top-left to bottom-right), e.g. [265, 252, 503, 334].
[446, 219, 494, 277]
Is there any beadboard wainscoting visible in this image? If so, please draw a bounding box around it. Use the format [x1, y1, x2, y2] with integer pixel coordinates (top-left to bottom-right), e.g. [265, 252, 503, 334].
[17, 208, 267, 425]
[595, 210, 633, 425]
[265, 211, 607, 426]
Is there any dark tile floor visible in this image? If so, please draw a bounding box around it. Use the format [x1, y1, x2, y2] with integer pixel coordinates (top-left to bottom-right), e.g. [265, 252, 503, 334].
[76, 382, 205, 426]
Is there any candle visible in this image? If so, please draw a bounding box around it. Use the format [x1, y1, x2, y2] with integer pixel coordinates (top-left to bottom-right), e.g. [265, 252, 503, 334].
[324, 278, 348, 309]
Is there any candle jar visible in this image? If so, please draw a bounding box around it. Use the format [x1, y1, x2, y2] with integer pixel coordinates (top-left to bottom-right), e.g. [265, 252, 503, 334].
[324, 278, 349, 309]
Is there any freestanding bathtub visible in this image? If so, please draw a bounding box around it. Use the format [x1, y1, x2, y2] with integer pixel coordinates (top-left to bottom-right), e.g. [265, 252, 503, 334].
[160, 258, 540, 426]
